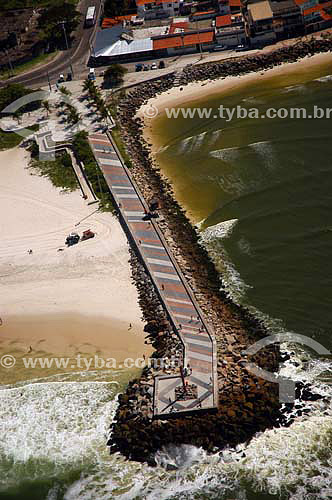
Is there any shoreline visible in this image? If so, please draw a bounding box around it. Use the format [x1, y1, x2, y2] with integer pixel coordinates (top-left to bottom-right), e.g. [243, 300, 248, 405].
[0, 147, 151, 384]
[140, 51, 332, 155]
[109, 38, 332, 462]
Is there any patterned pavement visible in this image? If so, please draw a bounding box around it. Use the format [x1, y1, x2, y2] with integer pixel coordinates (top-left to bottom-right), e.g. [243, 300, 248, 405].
[89, 132, 218, 418]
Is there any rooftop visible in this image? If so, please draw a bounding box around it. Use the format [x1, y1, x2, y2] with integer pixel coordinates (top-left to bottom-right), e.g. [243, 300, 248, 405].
[136, 0, 178, 5]
[248, 0, 273, 21]
[216, 14, 232, 26]
[152, 28, 214, 49]
[94, 25, 153, 57]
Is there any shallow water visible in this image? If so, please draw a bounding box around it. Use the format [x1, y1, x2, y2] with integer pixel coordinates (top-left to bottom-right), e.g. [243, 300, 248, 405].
[1, 61, 332, 499]
[153, 59, 332, 352]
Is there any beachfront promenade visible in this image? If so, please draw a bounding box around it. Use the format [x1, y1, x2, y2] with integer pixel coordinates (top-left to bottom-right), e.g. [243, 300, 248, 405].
[89, 132, 218, 418]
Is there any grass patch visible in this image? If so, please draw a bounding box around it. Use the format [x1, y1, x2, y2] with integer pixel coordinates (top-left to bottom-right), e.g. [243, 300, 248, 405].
[111, 127, 133, 170]
[1, 0, 78, 9]
[0, 124, 39, 151]
[0, 52, 59, 81]
[0, 130, 25, 150]
[29, 144, 78, 192]
[72, 131, 114, 211]
[106, 91, 132, 170]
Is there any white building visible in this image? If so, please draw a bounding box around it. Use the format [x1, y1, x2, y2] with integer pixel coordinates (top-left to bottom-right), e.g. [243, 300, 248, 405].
[135, 0, 180, 20]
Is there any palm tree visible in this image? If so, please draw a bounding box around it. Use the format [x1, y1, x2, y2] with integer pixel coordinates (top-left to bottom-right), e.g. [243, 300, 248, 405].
[59, 86, 72, 96]
[100, 106, 109, 123]
[68, 107, 81, 125]
[42, 100, 51, 117]
[82, 79, 93, 93]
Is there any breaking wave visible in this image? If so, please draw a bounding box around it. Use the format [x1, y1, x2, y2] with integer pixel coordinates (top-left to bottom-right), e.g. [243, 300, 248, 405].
[314, 74, 332, 83]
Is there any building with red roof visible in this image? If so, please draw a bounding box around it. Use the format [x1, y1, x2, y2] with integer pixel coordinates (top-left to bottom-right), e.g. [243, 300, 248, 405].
[152, 28, 215, 53]
[216, 14, 232, 26]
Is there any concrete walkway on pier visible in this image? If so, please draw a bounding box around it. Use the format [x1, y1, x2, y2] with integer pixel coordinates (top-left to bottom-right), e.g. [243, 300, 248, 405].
[89, 132, 218, 418]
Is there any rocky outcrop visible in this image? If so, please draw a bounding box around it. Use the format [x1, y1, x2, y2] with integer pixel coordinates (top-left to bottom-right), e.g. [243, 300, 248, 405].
[109, 38, 331, 463]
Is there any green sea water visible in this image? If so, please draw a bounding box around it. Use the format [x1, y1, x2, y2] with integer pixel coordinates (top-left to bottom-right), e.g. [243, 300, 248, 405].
[153, 59, 332, 351]
[1, 59, 332, 499]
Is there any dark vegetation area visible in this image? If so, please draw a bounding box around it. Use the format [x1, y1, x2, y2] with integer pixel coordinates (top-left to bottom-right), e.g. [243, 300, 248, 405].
[0, 1, 80, 72]
[37, 2, 81, 51]
[29, 141, 78, 191]
[104, 0, 136, 17]
[103, 64, 127, 88]
[72, 131, 114, 210]
[0, 83, 41, 113]
[1, 0, 78, 10]
[0, 83, 41, 149]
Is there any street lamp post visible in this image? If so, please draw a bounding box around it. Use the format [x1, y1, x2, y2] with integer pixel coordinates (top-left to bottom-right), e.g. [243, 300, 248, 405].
[5, 49, 14, 77]
[195, 20, 203, 60]
[60, 21, 74, 77]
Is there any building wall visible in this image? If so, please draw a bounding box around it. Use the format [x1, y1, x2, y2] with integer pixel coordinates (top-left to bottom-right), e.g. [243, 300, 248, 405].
[216, 30, 246, 45]
[137, 1, 180, 19]
[250, 29, 276, 46]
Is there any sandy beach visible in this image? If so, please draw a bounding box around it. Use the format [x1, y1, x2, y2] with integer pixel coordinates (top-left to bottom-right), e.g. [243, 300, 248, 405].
[140, 51, 332, 153]
[0, 146, 151, 376]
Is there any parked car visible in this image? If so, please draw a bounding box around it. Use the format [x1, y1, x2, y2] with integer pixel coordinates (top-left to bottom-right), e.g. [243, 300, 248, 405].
[135, 63, 143, 72]
[58, 74, 65, 83]
[66, 72, 72, 81]
[235, 44, 250, 52]
[209, 44, 227, 52]
[88, 68, 96, 80]
[143, 64, 150, 71]
[151, 62, 158, 70]
[158, 60, 165, 69]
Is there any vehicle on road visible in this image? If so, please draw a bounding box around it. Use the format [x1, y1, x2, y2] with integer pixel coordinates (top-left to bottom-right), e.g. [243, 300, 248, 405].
[58, 74, 65, 83]
[209, 44, 227, 52]
[235, 44, 250, 52]
[135, 63, 143, 72]
[88, 68, 96, 80]
[151, 63, 158, 70]
[66, 72, 72, 81]
[85, 6, 96, 28]
[143, 64, 149, 71]
[158, 60, 165, 69]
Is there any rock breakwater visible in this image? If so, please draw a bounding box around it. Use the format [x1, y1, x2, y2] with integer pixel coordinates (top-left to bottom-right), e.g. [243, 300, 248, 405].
[109, 39, 331, 463]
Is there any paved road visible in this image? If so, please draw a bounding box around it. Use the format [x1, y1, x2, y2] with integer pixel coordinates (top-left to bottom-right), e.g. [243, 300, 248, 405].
[0, 0, 102, 89]
[89, 132, 219, 418]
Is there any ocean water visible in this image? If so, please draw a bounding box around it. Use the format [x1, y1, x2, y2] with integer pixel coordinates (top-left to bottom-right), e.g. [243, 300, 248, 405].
[1, 60, 332, 499]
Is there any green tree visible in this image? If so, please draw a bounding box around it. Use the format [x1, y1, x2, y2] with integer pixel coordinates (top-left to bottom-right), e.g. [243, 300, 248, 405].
[82, 79, 94, 93]
[104, 0, 130, 17]
[0, 83, 41, 114]
[59, 86, 72, 96]
[42, 100, 51, 116]
[103, 64, 127, 88]
[38, 2, 81, 50]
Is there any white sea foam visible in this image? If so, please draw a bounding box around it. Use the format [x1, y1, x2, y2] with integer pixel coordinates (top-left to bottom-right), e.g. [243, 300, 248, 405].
[0, 380, 118, 487]
[2, 342, 329, 500]
[177, 136, 193, 154]
[209, 129, 222, 143]
[200, 220, 252, 303]
[65, 406, 332, 500]
[238, 236, 253, 256]
[281, 84, 307, 94]
[314, 74, 332, 83]
[210, 145, 241, 163]
[177, 131, 210, 154]
[242, 96, 265, 104]
[250, 140, 276, 171]
[202, 219, 238, 241]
